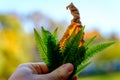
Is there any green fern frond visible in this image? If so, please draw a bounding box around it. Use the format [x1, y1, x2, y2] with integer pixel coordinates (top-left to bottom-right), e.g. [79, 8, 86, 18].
[41, 27, 51, 45]
[46, 35, 62, 71]
[35, 27, 62, 71]
[74, 62, 91, 76]
[60, 28, 76, 54]
[84, 35, 96, 47]
[61, 27, 84, 54]
[74, 46, 86, 67]
[52, 27, 58, 39]
[34, 28, 48, 63]
[84, 41, 115, 62]
[60, 30, 76, 63]
[69, 27, 84, 51]
[62, 27, 84, 64]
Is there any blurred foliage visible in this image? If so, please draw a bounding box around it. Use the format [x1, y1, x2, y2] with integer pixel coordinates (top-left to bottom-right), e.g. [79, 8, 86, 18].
[79, 72, 120, 80]
[0, 14, 34, 79]
[0, 12, 67, 80]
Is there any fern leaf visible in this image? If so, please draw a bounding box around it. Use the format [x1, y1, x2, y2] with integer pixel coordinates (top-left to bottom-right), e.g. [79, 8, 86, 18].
[46, 35, 62, 71]
[41, 27, 61, 71]
[63, 27, 85, 66]
[73, 46, 86, 67]
[34, 28, 48, 63]
[74, 62, 91, 76]
[84, 41, 115, 62]
[52, 27, 58, 38]
[60, 28, 76, 54]
[69, 27, 84, 51]
[63, 27, 84, 55]
[84, 35, 96, 47]
[41, 27, 51, 45]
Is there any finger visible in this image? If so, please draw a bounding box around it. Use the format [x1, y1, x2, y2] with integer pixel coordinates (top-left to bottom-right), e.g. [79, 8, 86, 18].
[29, 62, 49, 74]
[19, 62, 49, 74]
[40, 63, 74, 80]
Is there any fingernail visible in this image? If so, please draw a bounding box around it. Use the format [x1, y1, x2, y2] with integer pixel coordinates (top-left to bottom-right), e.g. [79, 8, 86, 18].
[63, 63, 74, 73]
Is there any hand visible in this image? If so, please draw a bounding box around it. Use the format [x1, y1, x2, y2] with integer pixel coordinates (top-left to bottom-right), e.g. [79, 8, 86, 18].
[9, 62, 77, 80]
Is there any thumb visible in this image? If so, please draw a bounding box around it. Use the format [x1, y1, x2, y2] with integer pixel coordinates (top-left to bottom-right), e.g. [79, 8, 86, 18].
[47, 63, 74, 80]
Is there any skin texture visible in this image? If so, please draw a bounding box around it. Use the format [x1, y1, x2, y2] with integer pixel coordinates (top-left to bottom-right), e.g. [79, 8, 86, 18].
[9, 62, 78, 80]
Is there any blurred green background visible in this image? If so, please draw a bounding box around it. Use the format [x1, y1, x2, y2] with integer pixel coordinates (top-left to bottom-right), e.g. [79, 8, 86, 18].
[0, 0, 120, 80]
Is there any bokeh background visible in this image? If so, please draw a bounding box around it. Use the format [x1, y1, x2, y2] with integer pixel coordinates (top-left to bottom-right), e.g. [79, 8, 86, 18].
[0, 0, 120, 80]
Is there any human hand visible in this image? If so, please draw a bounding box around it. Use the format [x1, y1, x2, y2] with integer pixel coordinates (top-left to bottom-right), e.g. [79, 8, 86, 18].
[9, 62, 77, 80]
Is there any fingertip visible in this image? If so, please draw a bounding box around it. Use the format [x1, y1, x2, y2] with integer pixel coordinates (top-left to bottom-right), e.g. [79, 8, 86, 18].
[63, 63, 74, 73]
[47, 63, 74, 80]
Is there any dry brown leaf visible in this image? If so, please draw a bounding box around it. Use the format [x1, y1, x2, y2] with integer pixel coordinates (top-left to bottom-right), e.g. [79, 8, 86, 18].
[60, 3, 84, 50]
